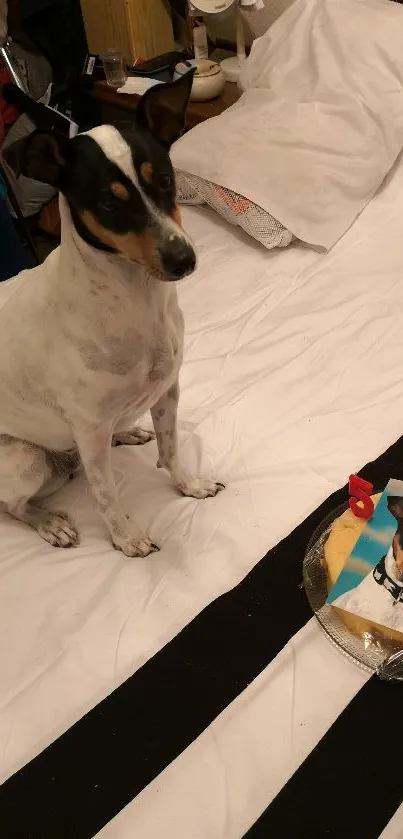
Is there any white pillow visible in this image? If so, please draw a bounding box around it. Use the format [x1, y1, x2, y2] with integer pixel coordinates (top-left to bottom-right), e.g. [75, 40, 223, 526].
[172, 0, 403, 250]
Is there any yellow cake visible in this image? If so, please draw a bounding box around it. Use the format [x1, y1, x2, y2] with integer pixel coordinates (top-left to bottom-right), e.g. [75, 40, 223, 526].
[323, 493, 403, 643]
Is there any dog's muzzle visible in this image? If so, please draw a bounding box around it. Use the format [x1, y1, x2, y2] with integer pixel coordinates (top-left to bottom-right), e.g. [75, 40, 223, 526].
[159, 238, 196, 281]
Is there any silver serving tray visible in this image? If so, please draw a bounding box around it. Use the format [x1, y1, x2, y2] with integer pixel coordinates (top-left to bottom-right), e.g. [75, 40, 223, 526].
[303, 501, 403, 682]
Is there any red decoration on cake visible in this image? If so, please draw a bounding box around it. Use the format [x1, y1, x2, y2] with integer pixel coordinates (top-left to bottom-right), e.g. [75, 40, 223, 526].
[348, 474, 374, 520]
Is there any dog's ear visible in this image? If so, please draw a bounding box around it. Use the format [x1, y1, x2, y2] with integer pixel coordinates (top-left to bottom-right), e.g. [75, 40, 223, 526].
[135, 70, 194, 149]
[387, 496, 403, 522]
[2, 129, 69, 185]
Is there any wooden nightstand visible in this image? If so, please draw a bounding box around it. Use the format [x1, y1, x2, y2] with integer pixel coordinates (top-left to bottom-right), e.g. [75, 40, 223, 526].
[184, 83, 241, 130]
[91, 80, 242, 131]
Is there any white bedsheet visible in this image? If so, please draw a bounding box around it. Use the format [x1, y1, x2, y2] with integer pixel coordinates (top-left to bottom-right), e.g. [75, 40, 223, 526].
[2, 149, 403, 834]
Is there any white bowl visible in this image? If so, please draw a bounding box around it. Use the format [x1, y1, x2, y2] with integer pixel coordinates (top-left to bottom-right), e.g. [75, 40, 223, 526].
[174, 59, 225, 102]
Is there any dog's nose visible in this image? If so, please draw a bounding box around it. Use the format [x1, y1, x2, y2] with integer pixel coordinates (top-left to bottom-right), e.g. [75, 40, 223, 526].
[160, 239, 196, 280]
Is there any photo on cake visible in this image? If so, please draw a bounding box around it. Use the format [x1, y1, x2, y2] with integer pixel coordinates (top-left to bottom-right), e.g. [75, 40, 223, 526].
[327, 478, 403, 634]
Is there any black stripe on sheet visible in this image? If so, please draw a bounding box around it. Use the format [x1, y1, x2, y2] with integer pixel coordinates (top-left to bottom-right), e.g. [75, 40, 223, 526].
[2, 437, 403, 839]
[245, 676, 403, 839]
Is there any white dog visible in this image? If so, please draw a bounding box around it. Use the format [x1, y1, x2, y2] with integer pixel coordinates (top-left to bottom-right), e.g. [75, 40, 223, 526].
[0, 74, 223, 557]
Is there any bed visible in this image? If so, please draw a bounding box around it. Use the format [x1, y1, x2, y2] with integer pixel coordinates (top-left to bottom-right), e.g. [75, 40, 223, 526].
[2, 2, 403, 838]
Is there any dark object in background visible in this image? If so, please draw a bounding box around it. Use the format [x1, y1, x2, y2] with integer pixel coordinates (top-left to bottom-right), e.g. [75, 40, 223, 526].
[3, 81, 77, 134]
[129, 51, 190, 83]
[0, 69, 19, 143]
[19, 0, 88, 85]
[0, 191, 33, 280]
[169, 0, 187, 20]
[130, 51, 188, 76]
[82, 53, 104, 82]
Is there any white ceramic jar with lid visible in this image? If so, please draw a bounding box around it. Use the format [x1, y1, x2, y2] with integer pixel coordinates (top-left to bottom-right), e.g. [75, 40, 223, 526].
[174, 59, 225, 102]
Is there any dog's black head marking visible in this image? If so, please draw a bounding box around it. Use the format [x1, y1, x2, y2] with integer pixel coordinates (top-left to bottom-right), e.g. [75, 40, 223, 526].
[3, 72, 196, 281]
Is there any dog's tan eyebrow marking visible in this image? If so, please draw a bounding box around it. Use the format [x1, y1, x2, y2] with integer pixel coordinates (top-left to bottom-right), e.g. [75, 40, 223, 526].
[80, 209, 159, 269]
[110, 182, 129, 200]
[140, 162, 153, 184]
[80, 209, 116, 249]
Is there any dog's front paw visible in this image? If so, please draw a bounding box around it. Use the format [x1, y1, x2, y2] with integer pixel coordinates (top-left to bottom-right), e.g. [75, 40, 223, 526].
[112, 531, 159, 558]
[176, 477, 225, 500]
[113, 428, 155, 447]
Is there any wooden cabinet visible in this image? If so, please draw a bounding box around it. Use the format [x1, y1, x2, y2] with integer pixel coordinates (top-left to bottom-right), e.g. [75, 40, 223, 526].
[91, 80, 242, 131]
[80, 0, 175, 63]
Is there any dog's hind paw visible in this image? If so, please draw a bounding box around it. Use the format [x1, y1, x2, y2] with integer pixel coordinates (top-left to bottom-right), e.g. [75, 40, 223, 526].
[37, 512, 80, 548]
[113, 428, 155, 447]
[112, 532, 159, 558]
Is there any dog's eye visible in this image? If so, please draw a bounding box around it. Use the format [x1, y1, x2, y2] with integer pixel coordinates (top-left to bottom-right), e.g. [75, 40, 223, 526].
[159, 174, 172, 191]
[101, 197, 118, 213]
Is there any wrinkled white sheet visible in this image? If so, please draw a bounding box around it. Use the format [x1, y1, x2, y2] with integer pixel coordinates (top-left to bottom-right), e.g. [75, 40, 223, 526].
[172, 0, 403, 250]
[3, 146, 403, 838]
[95, 621, 369, 839]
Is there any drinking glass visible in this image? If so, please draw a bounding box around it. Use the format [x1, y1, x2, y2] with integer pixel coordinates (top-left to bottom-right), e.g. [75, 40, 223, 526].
[100, 50, 127, 88]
